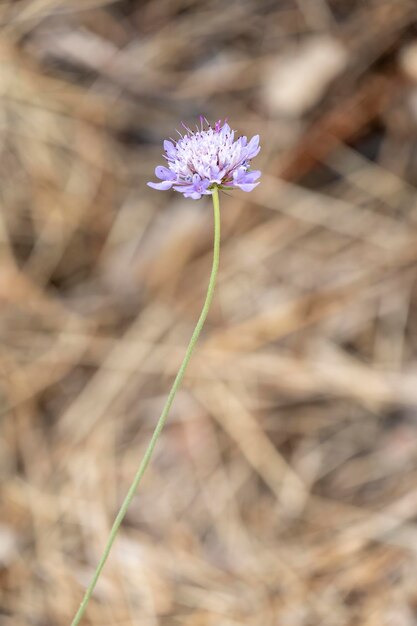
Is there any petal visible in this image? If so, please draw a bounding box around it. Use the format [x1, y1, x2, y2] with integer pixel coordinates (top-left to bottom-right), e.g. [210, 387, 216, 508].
[235, 170, 261, 184]
[155, 166, 175, 180]
[199, 178, 211, 190]
[188, 192, 203, 200]
[232, 166, 247, 181]
[246, 134, 259, 151]
[245, 135, 260, 158]
[220, 123, 231, 136]
[147, 180, 174, 190]
[163, 140, 176, 158]
[235, 181, 260, 192]
[194, 182, 211, 196]
[173, 184, 192, 192]
[248, 146, 260, 159]
[210, 166, 226, 183]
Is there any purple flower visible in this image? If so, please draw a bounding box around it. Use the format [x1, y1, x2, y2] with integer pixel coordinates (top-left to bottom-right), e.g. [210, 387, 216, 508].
[148, 118, 261, 199]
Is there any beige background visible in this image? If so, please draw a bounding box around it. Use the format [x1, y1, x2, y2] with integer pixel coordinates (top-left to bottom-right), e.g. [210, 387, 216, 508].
[1, 1, 417, 624]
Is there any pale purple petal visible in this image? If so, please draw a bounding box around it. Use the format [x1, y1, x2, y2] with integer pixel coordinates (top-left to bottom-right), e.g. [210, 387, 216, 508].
[155, 166, 176, 181]
[210, 165, 224, 183]
[235, 182, 260, 192]
[245, 135, 260, 159]
[147, 180, 174, 190]
[163, 140, 177, 158]
[184, 191, 203, 200]
[173, 184, 191, 193]
[233, 169, 261, 185]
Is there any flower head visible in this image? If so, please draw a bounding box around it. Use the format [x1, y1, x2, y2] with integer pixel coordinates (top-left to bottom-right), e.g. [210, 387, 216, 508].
[148, 118, 261, 199]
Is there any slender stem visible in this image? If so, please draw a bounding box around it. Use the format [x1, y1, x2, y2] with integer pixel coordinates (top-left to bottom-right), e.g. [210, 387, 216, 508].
[70, 187, 221, 626]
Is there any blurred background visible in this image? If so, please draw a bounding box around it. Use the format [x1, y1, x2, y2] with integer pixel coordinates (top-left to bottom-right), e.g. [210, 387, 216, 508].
[1, 0, 417, 624]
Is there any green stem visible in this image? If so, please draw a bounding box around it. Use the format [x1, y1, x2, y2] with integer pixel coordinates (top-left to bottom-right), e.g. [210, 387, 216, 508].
[70, 187, 221, 626]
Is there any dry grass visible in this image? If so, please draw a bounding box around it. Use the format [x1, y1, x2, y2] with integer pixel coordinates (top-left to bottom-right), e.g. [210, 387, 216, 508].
[1, 1, 417, 624]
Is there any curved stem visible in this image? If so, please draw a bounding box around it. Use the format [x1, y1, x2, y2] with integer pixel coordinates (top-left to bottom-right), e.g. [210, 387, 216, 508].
[70, 187, 221, 626]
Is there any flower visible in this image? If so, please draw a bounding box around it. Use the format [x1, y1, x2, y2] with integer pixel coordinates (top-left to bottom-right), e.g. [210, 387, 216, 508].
[148, 118, 261, 199]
